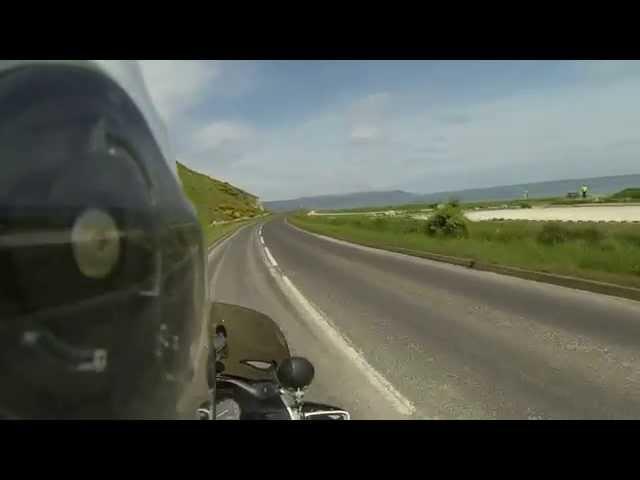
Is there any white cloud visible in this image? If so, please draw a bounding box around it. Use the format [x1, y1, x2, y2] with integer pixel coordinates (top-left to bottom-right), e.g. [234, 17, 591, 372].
[350, 125, 380, 143]
[136, 61, 640, 200]
[392, 77, 640, 192]
[347, 92, 390, 144]
[138, 60, 220, 124]
[185, 120, 262, 174]
[258, 75, 640, 199]
[192, 121, 256, 152]
[348, 92, 391, 116]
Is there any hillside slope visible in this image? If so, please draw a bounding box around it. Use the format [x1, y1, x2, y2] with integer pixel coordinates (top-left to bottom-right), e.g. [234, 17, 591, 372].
[177, 162, 264, 223]
[177, 162, 265, 244]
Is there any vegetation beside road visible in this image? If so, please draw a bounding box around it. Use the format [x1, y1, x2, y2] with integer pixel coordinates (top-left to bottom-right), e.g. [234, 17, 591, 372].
[204, 220, 261, 247]
[177, 161, 268, 246]
[289, 210, 640, 289]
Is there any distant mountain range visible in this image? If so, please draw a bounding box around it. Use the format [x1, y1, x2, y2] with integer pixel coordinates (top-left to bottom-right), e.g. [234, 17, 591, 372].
[264, 190, 419, 212]
[264, 174, 640, 212]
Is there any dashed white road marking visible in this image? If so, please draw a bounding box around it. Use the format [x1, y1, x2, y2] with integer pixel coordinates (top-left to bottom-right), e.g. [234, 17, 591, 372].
[260, 235, 265, 245]
[258, 224, 416, 417]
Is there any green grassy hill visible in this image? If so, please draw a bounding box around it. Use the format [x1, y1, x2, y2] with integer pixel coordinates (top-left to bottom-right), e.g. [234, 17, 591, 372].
[177, 161, 266, 244]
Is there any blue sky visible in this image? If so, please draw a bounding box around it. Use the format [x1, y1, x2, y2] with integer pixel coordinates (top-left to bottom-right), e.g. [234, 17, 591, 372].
[139, 60, 640, 200]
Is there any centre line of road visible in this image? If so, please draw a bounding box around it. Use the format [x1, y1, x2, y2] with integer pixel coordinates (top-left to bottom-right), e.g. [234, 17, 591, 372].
[258, 223, 416, 417]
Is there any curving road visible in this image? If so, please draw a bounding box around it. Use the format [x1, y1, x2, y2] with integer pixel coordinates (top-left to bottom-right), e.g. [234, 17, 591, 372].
[209, 217, 640, 419]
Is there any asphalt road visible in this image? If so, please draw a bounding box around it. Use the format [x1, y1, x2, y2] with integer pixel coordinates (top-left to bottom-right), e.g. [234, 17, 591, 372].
[209, 217, 640, 419]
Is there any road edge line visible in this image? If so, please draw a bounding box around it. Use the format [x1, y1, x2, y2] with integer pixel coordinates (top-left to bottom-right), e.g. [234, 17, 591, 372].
[207, 221, 258, 255]
[207, 223, 251, 259]
[258, 224, 416, 417]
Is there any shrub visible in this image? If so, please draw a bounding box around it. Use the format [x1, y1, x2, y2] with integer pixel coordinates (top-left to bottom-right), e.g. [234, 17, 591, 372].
[448, 197, 460, 208]
[537, 222, 569, 245]
[425, 205, 468, 238]
[519, 202, 532, 209]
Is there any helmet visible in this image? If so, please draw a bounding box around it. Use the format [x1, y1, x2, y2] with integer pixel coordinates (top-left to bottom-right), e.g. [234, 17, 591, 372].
[0, 61, 209, 418]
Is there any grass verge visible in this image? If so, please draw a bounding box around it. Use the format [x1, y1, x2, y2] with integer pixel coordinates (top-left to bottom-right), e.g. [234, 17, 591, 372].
[289, 214, 640, 289]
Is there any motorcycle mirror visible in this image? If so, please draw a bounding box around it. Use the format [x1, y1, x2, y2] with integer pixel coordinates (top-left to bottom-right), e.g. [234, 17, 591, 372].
[277, 356, 315, 390]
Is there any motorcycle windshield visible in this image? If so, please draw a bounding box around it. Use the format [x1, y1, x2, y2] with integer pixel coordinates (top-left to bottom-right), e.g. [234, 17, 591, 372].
[209, 302, 290, 380]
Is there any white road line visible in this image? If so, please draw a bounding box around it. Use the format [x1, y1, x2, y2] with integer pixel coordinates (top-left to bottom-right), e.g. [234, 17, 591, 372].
[285, 217, 470, 269]
[194, 224, 250, 393]
[207, 224, 248, 261]
[261, 232, 416, 417]
[260, 235, 265, 245]
[208, 224, 252, 297]
[264, 246, 278, 267]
